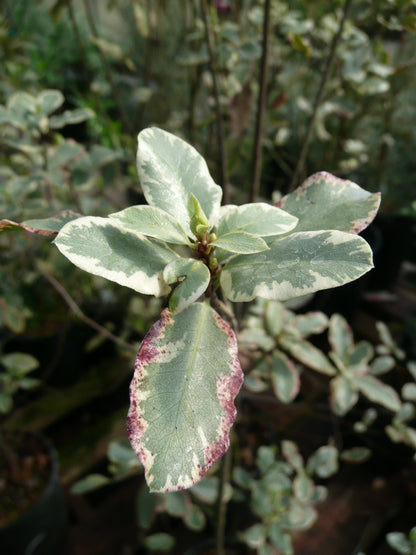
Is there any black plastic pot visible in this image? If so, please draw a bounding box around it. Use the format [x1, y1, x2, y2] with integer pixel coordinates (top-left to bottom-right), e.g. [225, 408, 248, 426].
[0, 433, 68, 555]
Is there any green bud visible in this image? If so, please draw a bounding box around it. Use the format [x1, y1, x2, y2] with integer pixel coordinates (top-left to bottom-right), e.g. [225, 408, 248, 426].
[188, 193, 210, 238]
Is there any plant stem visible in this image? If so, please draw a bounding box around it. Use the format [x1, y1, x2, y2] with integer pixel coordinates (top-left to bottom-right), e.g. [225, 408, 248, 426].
[215, 440, 233, 555]
[82, 0, 134, 136]
[41, 270, 137, 353]
[66, 0, 91, 88]
[288, 0, 353, 192]
[250, 0, 272, 203]
[201, 0, 229, 203]
[210, 292, 239, 332]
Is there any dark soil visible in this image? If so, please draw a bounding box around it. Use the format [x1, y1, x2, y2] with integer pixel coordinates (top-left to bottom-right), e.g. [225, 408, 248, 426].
[0, 431, 52, 527]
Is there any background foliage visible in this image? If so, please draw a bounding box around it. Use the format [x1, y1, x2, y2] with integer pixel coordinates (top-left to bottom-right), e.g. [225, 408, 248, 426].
[1, 0, 416, 553]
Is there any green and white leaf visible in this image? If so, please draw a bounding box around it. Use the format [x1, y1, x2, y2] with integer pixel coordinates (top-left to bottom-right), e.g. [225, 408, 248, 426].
[340, 447, 371, 463]
[330, 376, 359, 416]
[216, 203, 298, 237]
[163, 258, 210, 313]
[270, 350, 300, 403]
[355, 375, 401, 412]
[370, 355, 395, 375]
[1, 353, 39, 375]
[38, 89, 64, 116]
[184, 504, 206, 531]
[348, 341, 374, 373]
[290, 311, 328, 338]
[71, 474, 111, 495]
[277, 172, 381, 234]
[241, 523, 267, 549]
[211, 230, 269, 254]
[0, 211, 82, 236]
[279, 334, 336, 376]
[54, 216, 178, 296]
[328, 313, 353, 362]
[265, 301, 286, 337]
[221, 230, 373, 303]
[402, 383, 416, 402]
[267, 523, 293, 555]
[281, 440, 304, 471]
[49, 108, 94, 129]
[137, 127, 222, 236]
[293, 473, 314, 503]
[23, 210, 82, 233]
[306, 446, 339, 478]
[144, 533, 175, 552]
[109, 205, 191, 245]
[288, 500, 318, 531]
[127, 302, 243, 492]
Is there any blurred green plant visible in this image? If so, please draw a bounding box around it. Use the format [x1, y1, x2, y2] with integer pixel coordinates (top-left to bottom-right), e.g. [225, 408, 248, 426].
[235, 443, 338, 554]
[0, 352, 39, 414]
[387, 526, 416, 555]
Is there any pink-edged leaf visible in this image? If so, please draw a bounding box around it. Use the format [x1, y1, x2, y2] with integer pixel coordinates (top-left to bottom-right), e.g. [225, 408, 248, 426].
[127, 302, 243, 492]
[0, 210, 82, 236]
[277, 171, 380, 234]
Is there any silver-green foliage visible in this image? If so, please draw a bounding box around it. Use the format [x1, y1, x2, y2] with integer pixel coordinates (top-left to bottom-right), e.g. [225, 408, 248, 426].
[235, 443, 339, 555]
[31, 127, 378, 491]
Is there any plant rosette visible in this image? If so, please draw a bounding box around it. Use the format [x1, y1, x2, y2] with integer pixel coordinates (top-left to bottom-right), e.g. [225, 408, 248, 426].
[2, 127, 380, 493]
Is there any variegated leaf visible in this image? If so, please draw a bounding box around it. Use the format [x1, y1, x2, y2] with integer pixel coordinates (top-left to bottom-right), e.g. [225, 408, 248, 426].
[277, 172, 380, 234]
[127, 302, 243, 492]
[290, 311, 328, 338]
[221, 230, 373, 302]
[270, 350, 300, 403]
[54, 216, 178, 296]
[38, 89, 64, 115]
[348, 341, 374, 373]
[137, 128, 222, 236]
[0, 210, 81, 236]
[109, 205, 191, 245]
[306, 446, 339, 478]
[370, 355, 395, 375]
[355, 375, 401, 412]
[330, 375, 359, 416]
[279, 334, 336, 375]
[163, 258, 210, 313]
[328, 314, 354, 362]
[265, 301, 286, 337]
[211, 230, 269, 254]
[216, 203, 298, 237]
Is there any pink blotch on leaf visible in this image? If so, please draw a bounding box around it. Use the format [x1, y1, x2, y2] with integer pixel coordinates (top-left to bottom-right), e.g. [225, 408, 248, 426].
[127, 309, 172, 466]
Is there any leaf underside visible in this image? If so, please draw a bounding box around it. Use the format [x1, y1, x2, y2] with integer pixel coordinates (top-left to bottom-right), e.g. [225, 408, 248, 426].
[127, 302, 243, 492]
[0, 210, 81, 236]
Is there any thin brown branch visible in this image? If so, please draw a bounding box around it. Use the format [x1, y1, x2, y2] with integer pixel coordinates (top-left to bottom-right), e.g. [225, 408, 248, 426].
[215, 440, 233, 555]
[250, 0, 272, 203]
[201, 0, 229, 203]
[66, 0, 90, 87]
[42, 270, 137, 353]
[288, 0, 353, 193]
[82, 0, 134, 136]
